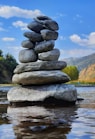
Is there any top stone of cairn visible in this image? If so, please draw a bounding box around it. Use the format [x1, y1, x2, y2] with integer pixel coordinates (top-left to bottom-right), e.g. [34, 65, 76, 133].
[28, 15, 59, 32]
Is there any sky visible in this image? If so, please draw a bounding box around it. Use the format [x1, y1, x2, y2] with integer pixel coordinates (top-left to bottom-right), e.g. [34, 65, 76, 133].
[0, 0, 95, 62]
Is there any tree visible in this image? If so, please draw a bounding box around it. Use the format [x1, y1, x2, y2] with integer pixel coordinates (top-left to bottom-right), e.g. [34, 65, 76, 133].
[0, 50, 3, 57]
[62, 66, 79, 80]
[4, 53, 18, 73]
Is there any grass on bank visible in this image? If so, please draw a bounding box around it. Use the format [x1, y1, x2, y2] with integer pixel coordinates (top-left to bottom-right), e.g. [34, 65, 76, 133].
[67, 80, 95, 86]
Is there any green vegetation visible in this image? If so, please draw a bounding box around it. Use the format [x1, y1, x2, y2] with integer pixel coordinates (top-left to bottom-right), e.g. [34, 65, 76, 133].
[67, 80, 95, 86]
[62, 66, 79, 80]
[0, 49, 18, 84]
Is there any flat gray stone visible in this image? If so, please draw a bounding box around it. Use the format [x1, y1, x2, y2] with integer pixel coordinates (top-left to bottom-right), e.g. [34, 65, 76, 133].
[27, 21, 44, 33]
[12, 70, 70, 85]
[38, 48, 60, 61]
[14, 61, 67, 74]
[19, 49, 38, 63]
[7, 84, 77, 102]
[34, 40, 55, 53]
[21, 40, 34, 49]
[24, 31, 42, 42]
[41, 29, 58, 40]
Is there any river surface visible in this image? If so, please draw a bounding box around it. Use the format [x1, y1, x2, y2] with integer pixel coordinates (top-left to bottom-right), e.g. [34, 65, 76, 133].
[0, 86, 95, 139]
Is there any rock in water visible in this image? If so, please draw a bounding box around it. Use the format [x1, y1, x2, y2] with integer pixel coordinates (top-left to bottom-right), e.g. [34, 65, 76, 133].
[7, 84, 77, 103]
[7, 14, 77, 105]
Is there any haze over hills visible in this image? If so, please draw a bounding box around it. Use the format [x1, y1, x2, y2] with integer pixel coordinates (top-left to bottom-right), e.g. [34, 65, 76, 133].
[64, 53, 95, 72]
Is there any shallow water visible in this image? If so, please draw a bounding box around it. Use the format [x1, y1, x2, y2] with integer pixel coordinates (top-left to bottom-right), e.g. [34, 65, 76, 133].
[0, 86, 95, 139]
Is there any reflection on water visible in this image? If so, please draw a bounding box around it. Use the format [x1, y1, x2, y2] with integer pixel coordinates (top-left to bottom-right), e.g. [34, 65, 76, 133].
[7, 105, 77, 139]
[0, 87, 95, 138]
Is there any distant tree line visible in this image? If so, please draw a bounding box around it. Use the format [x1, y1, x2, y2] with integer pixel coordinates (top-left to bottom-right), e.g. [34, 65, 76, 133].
[0, 49, 18, 83]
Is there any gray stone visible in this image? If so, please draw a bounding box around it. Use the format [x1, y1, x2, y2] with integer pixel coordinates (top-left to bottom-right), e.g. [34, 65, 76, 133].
[24, 31, 42, 42]
[27, 21, 44, 33]
[44, 20, 59, 31]
[38, 48, 60, 61]
[34, 15, 52, 24]
[14, 61, 67, 74]
[7, 84, 77, 102]
[41, 29, 58, 40]
[21, 40, 34, 48]
[12, 70, 70, 85]
[19, 49, 38, 63]
[34, 15, 59, 31]
[34, 40, 55, 53]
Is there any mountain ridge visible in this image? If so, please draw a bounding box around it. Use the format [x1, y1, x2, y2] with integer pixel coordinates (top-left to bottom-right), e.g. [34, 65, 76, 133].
[63, 53, 95, 71]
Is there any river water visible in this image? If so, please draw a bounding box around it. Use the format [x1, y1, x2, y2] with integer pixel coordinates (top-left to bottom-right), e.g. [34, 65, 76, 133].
[0, 86, 95, 139]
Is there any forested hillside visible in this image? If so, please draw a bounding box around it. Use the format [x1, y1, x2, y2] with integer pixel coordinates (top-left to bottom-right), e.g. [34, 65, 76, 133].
[0, 50, 18, 83]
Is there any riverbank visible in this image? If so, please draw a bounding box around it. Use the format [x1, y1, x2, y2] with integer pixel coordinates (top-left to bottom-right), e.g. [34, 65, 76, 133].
[67, 81, 95, 87]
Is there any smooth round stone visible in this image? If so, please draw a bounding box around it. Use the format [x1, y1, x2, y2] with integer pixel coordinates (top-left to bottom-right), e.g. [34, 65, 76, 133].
[34, 15, 52, 24]
[24, 31, 42, 42]
[34, 15, 59, 31]
[7, 84, 77, 103]
[41, 29, 58, 40]
[14, 61, 67, 74]
[19, 49, 38, 63]
[44, 20, 59, 31]
[34, 40, 55, 53]
[21, 40, 35, 48]
[12, 70, 70, 85]
[27, 21, 44, 33]
[38, 48, 60, 61]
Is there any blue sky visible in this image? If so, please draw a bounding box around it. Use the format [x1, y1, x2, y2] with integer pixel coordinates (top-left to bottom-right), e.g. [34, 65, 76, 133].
[0, 0, 95, 62]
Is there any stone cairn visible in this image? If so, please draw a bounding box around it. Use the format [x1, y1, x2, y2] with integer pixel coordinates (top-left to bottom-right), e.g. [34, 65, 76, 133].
[7, 15, 77, 105]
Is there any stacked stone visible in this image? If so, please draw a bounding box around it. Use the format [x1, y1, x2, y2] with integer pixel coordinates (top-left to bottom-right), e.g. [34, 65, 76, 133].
[7, 15, 77, 104]
[12, 15, 70, 85]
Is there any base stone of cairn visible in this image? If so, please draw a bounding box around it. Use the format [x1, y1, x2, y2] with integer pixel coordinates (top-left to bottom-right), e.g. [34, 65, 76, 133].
[7, 15, 77, 106]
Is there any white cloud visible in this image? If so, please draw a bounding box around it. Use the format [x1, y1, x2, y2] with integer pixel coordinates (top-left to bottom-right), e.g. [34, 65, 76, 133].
[2, 37, 15, 41]
[69, 32, 95, 47]
[0, 5, 42, 19]
[59, 48, 95, 59]
[12, 21, 28, 30]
